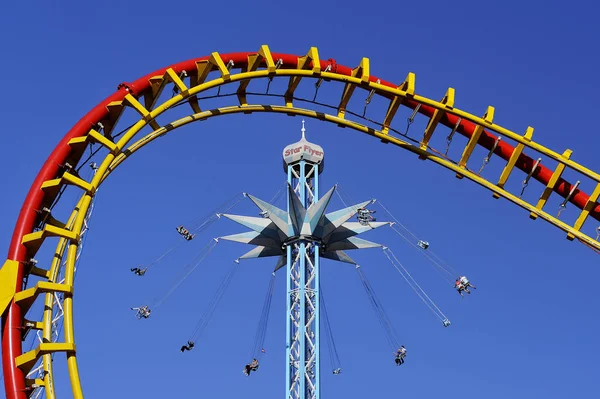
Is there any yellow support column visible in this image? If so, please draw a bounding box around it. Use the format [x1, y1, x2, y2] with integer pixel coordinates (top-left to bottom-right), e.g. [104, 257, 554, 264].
[14, 281, 73, 315]
[493, 127, 534, 198]
[568, 182, 600, 240]
[0, 260, 19, 316]
[285, 47, 321, 107]
[238, 45, 276, 106]
[102, 100, 125, 138]
[144, 75, 166, 110]
[208, 52, 232, 81]
[381, 72, 415, 137]
[67, 129, 118, 156]
[124, 94, 161, 131]
[87, 129, 118, 152]
[337, 58, 370, 119]
[285, 47, 321, 103]
[457, 106, 495, 176]
[21, 224, 79, 258]
[188, 59, 216, 114]
[530, 149, 572, 219]
[165, 68, 189, 96]
[15, 343, 76, 375]
[419, 88, 455, 158]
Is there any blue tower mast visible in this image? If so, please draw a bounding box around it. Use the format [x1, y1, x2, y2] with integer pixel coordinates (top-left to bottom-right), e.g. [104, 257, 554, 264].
[220, 122, 389, 399]
[283, 121, 324, 399]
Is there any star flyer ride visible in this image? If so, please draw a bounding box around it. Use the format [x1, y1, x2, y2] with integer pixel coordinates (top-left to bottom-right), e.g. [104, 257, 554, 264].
[129, 121, 453, 399]
[220, 122, 390, 399]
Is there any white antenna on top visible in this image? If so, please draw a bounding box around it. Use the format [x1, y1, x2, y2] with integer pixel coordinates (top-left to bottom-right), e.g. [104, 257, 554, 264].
[301, 120, 306, 139]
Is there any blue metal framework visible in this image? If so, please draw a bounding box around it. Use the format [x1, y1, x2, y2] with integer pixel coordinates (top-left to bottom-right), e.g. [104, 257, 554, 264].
[286, 159, 320, 399]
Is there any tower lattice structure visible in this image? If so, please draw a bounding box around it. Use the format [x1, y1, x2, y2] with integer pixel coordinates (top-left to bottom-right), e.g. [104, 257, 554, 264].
[221, 122, 389, 399]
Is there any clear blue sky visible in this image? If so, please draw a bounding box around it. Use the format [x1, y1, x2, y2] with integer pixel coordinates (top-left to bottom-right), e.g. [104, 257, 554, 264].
[1, 1, 599, 398]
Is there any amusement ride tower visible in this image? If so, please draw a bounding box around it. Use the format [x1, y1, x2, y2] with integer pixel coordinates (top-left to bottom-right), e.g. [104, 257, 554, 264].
[220, 122, 389, 399]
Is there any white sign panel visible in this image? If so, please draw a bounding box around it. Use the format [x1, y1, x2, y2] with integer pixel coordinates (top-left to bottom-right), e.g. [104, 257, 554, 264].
[283, 138, 324, 166]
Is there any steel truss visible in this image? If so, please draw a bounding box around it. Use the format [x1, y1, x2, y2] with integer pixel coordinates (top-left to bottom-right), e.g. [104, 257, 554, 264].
[286, 161, 320, 399]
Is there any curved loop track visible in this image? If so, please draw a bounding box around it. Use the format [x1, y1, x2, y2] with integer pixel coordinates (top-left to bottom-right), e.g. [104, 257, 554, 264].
[2, 45, 599, 399]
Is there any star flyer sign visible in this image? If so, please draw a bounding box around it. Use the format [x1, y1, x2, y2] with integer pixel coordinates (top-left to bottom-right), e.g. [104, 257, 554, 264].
[282, 138, 324, 166]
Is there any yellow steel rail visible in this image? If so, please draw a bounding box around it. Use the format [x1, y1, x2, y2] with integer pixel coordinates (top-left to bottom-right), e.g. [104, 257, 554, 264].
[3, 45, 599, 399]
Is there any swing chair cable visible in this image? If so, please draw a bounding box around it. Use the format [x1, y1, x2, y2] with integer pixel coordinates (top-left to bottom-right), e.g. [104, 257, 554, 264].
[191, 192, 246, 233]
[356, 267, 400, 350]
[377, 201, 419, 242]
[146, 241, 187, 270]
[251, 273, 276, 359]
[320, 288, 342, 370]
[189, 260, 240, 341]
[378, 201, 458, 279]
[334, 189, 458, 281]
[383, 248, 448, 322]
[268, 181, 288, 206]
[145, 193, 243, 270]
[388, 224, 455, 283]
[152, 239, 219, 309]
[334, 184, 353, 208]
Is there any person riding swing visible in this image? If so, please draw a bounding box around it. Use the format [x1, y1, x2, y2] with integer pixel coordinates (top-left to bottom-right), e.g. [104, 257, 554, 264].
[459, 275, 476, 290]
[180, 340, 195, 352]
[357, 208, 376, 226]
[455, 279, 468, 297]
[131, 305, 151, 319]
[243, 358, 259, 376]
[395, 346, 407, 366]
[455, 276, 476, 297]
[176, 225, 195, 241]
[130, 266, 147, 276]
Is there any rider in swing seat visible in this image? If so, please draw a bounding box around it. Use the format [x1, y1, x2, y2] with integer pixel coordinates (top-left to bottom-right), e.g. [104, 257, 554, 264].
[131, 305, 151, 319]
[455, 279, 468, 297]
[130, 266, 147, 276]
[243, 358, 260, 376]
[180, 340, 195, 352]
[395, 346, 407, 366]
[459, 275, 476, 290]
[176, 225, 195, 240]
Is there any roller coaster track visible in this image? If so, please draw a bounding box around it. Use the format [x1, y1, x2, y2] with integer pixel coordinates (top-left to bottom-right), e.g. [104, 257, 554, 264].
[1, 45, 598, 399]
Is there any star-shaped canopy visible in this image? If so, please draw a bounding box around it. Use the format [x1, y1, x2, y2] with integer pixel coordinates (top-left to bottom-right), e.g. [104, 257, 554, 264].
[219, 184, 391, 271]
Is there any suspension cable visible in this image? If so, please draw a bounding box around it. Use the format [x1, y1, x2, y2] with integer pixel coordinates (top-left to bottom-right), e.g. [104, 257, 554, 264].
[151, 238, 219, 309]
[335, 187, 459, 284]
[377, 201, 458, 283]
[189, 192, 246, 233]
[334, 184, 353, 208]
[383, 248, 450, 327]
[144, 241, 187, 271]
[356, 265, 400, 351]
[267, 181, 288, 207]
[188, 260, 241, 341]
[141, 191, 248, 273]
[250, 272, 276, 359]
[320, 287, 342, 374]
[388, 224, 455, 284]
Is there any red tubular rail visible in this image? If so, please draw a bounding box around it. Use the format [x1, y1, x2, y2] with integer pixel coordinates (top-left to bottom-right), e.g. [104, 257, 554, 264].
[3, 51, 598, 399]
